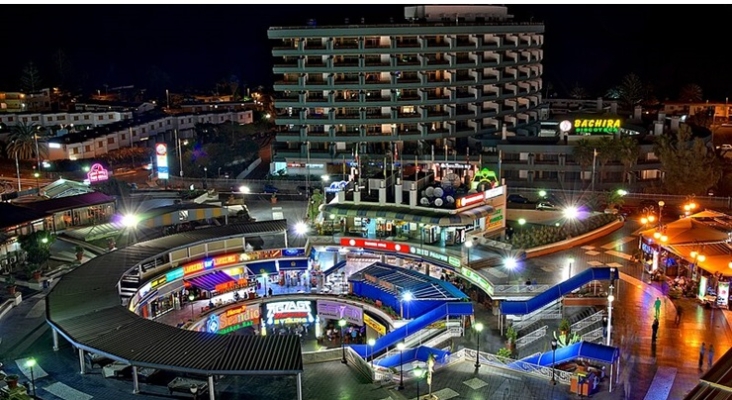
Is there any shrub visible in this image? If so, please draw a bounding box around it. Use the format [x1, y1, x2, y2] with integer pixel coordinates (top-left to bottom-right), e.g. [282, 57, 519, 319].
[509, 214, 618, 249]
[496, 348, 513, 359]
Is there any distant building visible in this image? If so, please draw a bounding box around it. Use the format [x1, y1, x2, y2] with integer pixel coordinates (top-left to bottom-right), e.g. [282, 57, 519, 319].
[73, 99, 157, 115]
[268, 5, 544, 176]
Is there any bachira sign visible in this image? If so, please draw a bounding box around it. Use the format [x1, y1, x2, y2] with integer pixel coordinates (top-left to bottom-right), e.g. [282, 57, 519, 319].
[573, 119, 621, 134]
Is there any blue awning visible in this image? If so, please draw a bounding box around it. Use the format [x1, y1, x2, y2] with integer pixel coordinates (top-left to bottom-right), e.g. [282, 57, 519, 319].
[186, 271, 236, 292]
[500, 267, 619, 315]
[278, 258, 309, 271]
[520, 341, 619, 365]
[247, 261, 278, 275]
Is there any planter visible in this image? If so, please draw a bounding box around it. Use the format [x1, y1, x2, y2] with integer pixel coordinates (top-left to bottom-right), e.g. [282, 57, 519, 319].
[4, 374, 19, 389]
[271, 197, 278, 204]
[7, 285, 16, 295]
[76, 252, 84, 262]
[33, 271, 42, 281]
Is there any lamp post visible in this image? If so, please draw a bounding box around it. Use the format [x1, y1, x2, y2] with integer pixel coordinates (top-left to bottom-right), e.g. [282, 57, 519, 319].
[188, 293, 195, 321]
[14, 149, 21, 191]
[401, 291, 413, 319]
[34, 172, 40, 193]
[34, 126, 41, 172]
[25, 358, 36, 397]
[413, 365, 426, 400]
[568, 257, 575, 280]
[397, 342, 406, 390]
[550, 339, 558, 385]
[368, 338, 376, 369]
[606, 285, 615, 346]
[474, 322, 484, 369]
[464, 239, 473, 267]
[190, 384, 198, 400]
[657, 201, 665, 224]
[339, 318, 347, 364]
[262, 272, 268, 297]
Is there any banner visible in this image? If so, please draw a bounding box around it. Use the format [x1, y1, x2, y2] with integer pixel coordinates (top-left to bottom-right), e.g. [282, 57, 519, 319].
[316, 300, 363, 326]
[363, 314, 386, 336]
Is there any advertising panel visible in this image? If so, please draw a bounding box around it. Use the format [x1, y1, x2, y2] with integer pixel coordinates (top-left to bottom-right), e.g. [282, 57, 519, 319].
[87, 163, 109, 184]
[264, 300, 315, 325]
[155, 143, 169, 180]
[573, 118, 621, 134]
[363, 314, 386, 336]
[339, 238, 411, 254]
[316, 300, 363, 326]
[698, 276, 708, 299]
[717, 282, 730, 309]
[461, 267, 494, 297]
[205, 304, 261, 335]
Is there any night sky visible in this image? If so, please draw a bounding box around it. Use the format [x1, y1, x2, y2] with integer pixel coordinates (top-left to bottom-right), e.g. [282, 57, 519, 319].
[2, 4, 731, 100]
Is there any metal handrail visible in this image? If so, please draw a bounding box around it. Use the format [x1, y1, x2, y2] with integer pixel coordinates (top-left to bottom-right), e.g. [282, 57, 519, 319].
[516, 325, 547, 349]
[570, 310, 605, 333]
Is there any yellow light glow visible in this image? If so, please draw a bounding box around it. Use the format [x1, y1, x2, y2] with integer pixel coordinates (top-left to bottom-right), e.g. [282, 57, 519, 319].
[661, 235, 668, 242]
[691, 203, 697, 209]
[653, 232, 661, 239]
[641, 217, 648, 224]
[691, 251, 698, 258]
[698, 255, 706, 262]
[648, 216, 656, 222]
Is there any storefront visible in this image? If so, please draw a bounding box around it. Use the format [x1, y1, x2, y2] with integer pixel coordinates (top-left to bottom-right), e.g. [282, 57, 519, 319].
[262, 300, 316, 335]
[316, 299, 367, 343]
[13, 191, 116, 231]
[199, 303, 261, 335]
[324, 185, 506, 247]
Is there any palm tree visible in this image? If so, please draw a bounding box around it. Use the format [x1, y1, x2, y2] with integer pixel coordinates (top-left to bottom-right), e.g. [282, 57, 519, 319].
[572, 139, 594, 182]
[618, 73, 645, 111]
[678, 84, 703, 103]
[6, 122, 43, 161]
[596, 136, 619, 183]
[617, 136, 640, 184]
[569, 82, 589, 99]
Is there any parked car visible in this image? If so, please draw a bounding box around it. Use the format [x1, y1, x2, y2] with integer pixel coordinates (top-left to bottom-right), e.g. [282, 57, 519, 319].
[297, 185, 315, 196]
[263, 184, 279, 194]
[536, 201, 556, 210]
[507, 194, 531, 204]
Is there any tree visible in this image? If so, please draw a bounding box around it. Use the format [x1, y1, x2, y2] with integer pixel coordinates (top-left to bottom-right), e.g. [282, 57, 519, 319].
[617, 73, 645, 111]
[596, 136, 619, 183]
[20, 61, 42, 92]
[6, 122, 43, 160]
[18, 231, 55, 269]
[572, 139, 594, 181]
[569, 82, 589, 99]
[653, 124, 721, 195]
[617, 136, 640, 184]
[52, 48, 73, 89]
[678, 84, 703, 103]
[605, 86, 621, 100]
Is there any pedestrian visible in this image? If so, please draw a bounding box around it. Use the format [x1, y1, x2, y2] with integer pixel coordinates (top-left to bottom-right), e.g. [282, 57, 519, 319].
[651, 318, 659, 342]
[709, 344, 715, 368]
[653, 297, 662, 319]
[700, 342, 706, 369]
[268, 287, 273, 297]
[675, 305, 683, 326]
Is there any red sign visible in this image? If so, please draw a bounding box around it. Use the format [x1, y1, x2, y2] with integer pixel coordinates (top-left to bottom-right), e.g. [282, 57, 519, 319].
[457, 192, 484, 208]
[87, 163, 109, 183]
[340, 238, 411, 254]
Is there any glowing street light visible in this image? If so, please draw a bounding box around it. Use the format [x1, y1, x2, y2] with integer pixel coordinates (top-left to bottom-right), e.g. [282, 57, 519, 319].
[401, 291, 413, 319]
[504, 257, 517, 270]
[563, 206, 579, 219]
[294, 221, 308, 236]
[518, 218, 526, 226]
[238, 185, 250, 194]
[538, 190, 547, 197]
[321, 174, 330, 182]
[25, 358, 36, 397]
[474, 322, 484, 369]
[122, 214, 139, 228]
[617, 189, 628, 196]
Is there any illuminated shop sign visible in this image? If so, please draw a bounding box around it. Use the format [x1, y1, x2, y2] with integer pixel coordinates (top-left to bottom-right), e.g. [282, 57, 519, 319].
[265, 301, 315, 325]
[282, 248, 306, 257]
[410, 248, 461, 269]
[240, 249, 282, 261]
[363, 314, 386, 336]
[206, 304, 261, 335]
[156, 143, 169, 180]
[457, 192, 485, 208]
[182, 253, 250, 277]
[573, 119, 621, 134]
[316, 300, 363, 325]
[483, 186, 504, 200]
[339, 238, 411, 254]
[87, 163, 109, 183]
[461, 267, 494, 297]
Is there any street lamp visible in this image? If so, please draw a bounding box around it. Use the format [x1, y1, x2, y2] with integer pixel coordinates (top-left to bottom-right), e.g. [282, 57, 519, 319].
[563, 206, 579, 219]
[397, 342, 406, 390]
[294, 221, 308, 236]
[190, 384, 198, 400]
[464, 239, 473, 267]
[368, 338, 376, 369]
[657, 201, 665, 223]
[401, 291, 413, 319]
[607, 286, 615, 346]
[474, 322, 484, 369]
[550, 339, 558, 385]
[568, 257, 575, 280]
[339, 319, 347, 364]
[33, 171, 40, 193]
[25, 358, 36, 397]
[321, 174, 330, 183]
[518, 218, 526, 226]
[188, 293, 195, 321]
[413, 365, 426, 399]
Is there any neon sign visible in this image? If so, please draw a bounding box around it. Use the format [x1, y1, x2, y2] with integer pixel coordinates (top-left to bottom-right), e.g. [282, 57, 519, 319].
[340, 238, 411, 254]
[156, 143, 169, 180]
[87, 163, 109, 183]
[207, 305, 261, 334]
[265, 301, 314, 325]
[317, 300, 363, 325]
[573, 119, 621, 134]
[458, 192, 484, 207]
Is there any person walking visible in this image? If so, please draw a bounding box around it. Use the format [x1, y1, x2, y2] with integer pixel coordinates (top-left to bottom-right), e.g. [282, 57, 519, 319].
[709, 344, 715, 368]
[675, 305, 683, 326]
[651, 318, 659, 342]
[654, 297, 662, 319]
[700, 343, 706, 370]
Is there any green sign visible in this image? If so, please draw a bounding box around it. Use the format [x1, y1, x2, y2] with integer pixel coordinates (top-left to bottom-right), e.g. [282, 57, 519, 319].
[448, 256, 461, 268]
[461, 267, 494, 297]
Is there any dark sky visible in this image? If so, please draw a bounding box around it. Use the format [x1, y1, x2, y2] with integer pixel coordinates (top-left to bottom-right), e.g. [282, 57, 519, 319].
[2, 4, 731, 99]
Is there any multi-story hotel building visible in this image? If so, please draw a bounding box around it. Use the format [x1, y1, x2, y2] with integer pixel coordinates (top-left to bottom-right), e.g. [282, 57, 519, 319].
[268, 5, 544, 176]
